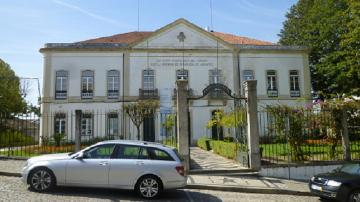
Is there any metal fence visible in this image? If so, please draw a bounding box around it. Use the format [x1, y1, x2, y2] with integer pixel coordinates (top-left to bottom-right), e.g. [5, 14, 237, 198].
[0, 111, 178, 158]
[258, 108, 360, 166]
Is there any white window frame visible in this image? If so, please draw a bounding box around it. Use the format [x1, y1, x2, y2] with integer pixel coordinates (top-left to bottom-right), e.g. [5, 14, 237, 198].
[55, 70, 68, 99]
[266, 70, 278, 97]
[81, 113, 93, 139]
[176, 69, 189, 80]
[81, 70, 94, 99]
[289, 70, 300, 97]
[209, 69, 222, 84]
[54, 114, 66, 135]
[142, 69, 155, 90]
[107, 70, 120, 99]
[107, 113, 119, 138]
[243, 70, 254, 81]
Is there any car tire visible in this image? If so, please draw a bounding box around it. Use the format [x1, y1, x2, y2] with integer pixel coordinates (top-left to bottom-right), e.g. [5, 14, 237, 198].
[28, 167, 56, 192]
[135, 175, 162, 199]
[349, 190, 360, 202]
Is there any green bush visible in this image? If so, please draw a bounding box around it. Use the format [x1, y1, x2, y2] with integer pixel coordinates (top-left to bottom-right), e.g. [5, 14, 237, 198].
[0, 130, 34, 148]
[210, 140, 237, 159]
[197, 137, 212, 151]
[53, 133, 66, 147]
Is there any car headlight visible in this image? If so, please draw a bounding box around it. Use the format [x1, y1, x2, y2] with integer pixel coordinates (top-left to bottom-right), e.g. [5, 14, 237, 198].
[327, 180, 341, 187]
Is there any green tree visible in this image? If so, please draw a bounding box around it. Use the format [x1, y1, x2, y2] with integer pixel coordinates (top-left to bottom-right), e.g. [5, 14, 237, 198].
[279, 0, 359, 96]
[0, 59, 26, 114]
[123, 100, 159, 140]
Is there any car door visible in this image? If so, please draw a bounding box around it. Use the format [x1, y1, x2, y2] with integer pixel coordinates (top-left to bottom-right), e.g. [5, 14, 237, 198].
[108, 144, 147, 188]
[65, 144, 116, 186]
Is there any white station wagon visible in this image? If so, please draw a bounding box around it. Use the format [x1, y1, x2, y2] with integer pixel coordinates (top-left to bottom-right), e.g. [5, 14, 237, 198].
[21, 140, 187, 199]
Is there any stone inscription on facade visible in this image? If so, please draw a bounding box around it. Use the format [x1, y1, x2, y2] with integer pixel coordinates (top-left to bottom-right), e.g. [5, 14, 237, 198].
[150, 58, 214, 68]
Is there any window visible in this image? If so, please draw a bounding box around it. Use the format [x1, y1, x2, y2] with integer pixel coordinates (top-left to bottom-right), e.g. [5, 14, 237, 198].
[148, 147, 174, 161]
[243, 70, 254, 81]
[81, 70, 94, 99]
[176, 69, 189, 80]
[266, 70, 278, 97]
[289, 70, 300, 97]
[81, 113, 93, 140]
[83, 144, 116, 159]
[107, 113, 119, 138]
[107, 70, 119, 99]
[142, 69, 155, 90]
[54, 113, 66, 135]
[209, 69, 222, 84]
[55, 70, 68, 99]
[115, 145, 141, 159]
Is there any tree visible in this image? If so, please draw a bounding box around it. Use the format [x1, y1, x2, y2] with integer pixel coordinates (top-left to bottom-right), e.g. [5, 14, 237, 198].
[0, 59, 26, 114]
[123, 100, 159, 140]
[161, 114, 175, 139]
[279, 0, 359, 96]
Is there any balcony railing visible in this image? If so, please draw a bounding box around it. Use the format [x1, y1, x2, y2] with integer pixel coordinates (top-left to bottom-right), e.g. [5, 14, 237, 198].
[290, 90, 300, 97]
[81, 91, 93, 99]
[139, 88, 158, 99]
[267, 89, 278, 97]
[107, 90, 119, 99]
[55, 91, 67, 99]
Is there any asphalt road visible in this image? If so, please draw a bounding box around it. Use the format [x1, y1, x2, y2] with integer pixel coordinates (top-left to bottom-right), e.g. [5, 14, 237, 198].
[0, 176, 322, 202]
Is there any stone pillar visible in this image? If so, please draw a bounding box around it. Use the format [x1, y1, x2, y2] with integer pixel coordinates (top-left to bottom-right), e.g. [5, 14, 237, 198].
[244, 80, 261, 171]
[75, 110, 82, 152]
[176, 79, 190, 173]
[341, 110, 351, 161]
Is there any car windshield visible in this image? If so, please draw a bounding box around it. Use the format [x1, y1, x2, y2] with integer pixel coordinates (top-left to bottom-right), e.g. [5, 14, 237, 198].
[338, 164, 360, 175]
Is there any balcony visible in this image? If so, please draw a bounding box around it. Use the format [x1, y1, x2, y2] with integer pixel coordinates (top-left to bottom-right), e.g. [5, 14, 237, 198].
[267, 90, 278, 97]
[290, 90, 300, 97]
[55, 91, 67, 99]
[107, 90, 119, 99]
[81, 91, 93, 99]
[139, 88, 158, 99]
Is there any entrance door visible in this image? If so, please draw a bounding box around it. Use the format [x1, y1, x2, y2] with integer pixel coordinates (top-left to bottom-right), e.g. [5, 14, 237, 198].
[143, 115, 155, 142]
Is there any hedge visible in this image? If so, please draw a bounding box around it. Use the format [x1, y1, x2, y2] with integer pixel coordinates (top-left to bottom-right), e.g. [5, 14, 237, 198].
[0, 130, 35, 148]
[210, 140, 237, 159]
[197, 137, 212, 150]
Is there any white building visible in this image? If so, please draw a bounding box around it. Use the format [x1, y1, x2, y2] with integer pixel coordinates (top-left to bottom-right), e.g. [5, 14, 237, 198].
[40, 18, 311, 144]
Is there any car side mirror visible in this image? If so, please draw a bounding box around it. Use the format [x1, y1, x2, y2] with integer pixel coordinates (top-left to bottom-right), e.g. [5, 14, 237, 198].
[74, 152, 84, 159]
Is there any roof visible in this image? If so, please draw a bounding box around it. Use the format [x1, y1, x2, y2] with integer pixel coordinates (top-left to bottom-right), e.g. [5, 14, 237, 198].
[79, 31, 274, 46]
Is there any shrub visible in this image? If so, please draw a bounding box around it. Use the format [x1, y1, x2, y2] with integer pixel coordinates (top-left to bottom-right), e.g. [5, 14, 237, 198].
[197, 137, 212, 151]
[223, 137, 234, 142]
[0, 130, 34, 148]
[210, 140, 237, 159]
[53, 133, 66, 147]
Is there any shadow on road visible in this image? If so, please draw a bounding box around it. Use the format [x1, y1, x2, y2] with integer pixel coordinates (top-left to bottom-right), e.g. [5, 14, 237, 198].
[29, 186, 222, 201]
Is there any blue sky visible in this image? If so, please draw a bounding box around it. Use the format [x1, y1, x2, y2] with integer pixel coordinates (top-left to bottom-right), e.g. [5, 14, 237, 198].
[0, 0, 297, 104]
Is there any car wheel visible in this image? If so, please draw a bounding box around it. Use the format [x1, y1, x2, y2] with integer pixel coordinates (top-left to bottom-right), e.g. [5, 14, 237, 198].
[136, 175, 162, 199]
[349, 190, 360, 202]
[29, 167, 55, 192]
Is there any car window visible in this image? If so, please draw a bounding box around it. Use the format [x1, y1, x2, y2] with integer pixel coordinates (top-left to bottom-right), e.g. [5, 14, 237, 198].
[138, 147, 150, 159]
[114, 145, 141, 159]
[83, 144, 115, 159]
[148, 148, 174, 161]
[340, 164, 360, 175]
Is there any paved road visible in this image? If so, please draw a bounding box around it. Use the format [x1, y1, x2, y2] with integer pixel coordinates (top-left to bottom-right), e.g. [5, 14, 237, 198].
[0, 176, 321, 202]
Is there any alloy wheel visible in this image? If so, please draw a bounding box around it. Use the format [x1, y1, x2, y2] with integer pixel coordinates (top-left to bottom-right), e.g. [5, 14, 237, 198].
[30, 170, 52, 191]
[350, 191, 360, 202]
[139, 178, 159, 198]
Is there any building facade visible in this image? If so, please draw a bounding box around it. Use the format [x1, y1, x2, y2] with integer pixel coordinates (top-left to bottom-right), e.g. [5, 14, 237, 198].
[40, 19, 311, 145]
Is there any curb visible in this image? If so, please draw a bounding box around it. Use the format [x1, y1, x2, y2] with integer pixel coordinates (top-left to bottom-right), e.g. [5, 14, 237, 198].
[185, 184, 314, 196]
[0, 172, 21, 178]
[189, 169, 257, 175]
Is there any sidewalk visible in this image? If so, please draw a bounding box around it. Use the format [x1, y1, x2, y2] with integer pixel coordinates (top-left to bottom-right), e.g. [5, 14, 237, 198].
[0, 158, 312, 196]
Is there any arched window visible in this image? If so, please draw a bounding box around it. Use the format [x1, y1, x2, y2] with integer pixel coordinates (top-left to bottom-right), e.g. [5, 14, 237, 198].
[107, 70, 120, 99]
[81, 70, 94, 99]
[55, 70, 68, 99]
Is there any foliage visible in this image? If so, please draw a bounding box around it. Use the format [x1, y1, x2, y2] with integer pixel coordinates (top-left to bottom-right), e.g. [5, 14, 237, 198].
[0, 59, 26, 115]
[53, 133, 66, 147]
[210, 140, 238, 159]
[206, 109, 224, 140]
[279, 0, 359, 96]
[123, 100, 159, 140]
[0, 130, 34, 148]
[161, 114, 175, 138]
[266, 105, 308, 161]
[197, 137, 212, 151]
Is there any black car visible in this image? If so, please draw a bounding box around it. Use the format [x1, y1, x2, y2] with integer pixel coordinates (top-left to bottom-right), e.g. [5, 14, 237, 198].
[309, 163, 360, 202]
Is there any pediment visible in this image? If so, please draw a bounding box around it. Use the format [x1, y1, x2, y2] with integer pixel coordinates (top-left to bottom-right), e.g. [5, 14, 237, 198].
[133, 19, 232, 50]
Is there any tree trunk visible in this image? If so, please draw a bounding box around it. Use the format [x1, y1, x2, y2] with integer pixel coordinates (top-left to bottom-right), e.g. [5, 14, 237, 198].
[136, 126, 140, 141]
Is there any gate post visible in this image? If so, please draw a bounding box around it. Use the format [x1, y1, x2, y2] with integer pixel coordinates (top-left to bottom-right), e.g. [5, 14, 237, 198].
[244, 80, 261, 171]
[176, 79, 190, 173]
[75, 110, 82, 152]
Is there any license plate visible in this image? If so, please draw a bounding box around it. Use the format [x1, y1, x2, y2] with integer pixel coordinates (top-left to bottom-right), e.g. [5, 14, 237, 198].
[311, 184, 322, 191]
